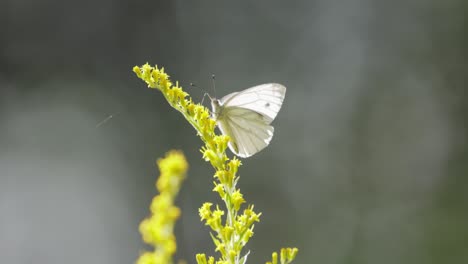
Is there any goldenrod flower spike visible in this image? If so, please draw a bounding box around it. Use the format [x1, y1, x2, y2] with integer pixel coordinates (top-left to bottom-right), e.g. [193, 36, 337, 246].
[136, 150, 188, 264]
[134, 64, 297, 264]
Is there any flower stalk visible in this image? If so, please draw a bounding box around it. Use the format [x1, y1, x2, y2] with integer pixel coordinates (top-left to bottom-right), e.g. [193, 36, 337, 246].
[133, 63, 297, 264]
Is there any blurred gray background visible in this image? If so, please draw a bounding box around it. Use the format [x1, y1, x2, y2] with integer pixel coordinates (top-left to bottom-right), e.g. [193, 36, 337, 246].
[1, 1, 468, 264]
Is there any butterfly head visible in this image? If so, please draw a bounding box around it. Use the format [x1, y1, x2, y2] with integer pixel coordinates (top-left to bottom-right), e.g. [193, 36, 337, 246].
[210, 97, 222, 119]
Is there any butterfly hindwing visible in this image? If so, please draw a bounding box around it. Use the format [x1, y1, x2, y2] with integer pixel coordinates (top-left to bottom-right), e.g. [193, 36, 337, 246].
[220, 83, 286, 122]
[218, 106, 274, 158]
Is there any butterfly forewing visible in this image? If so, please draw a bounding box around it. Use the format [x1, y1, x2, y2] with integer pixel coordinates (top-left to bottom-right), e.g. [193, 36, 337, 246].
[220, 83, 286, 122]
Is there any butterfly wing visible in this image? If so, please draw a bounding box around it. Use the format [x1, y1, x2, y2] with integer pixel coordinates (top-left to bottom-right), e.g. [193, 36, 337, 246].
[217, 107, 274, 158]
[214, 83, 286, 157]
[220, 83, 286, 123]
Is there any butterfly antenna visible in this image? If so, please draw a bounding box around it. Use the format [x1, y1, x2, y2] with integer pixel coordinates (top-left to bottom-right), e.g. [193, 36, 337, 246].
[211, 74, 218, 98]
[190, 82, 212, 105]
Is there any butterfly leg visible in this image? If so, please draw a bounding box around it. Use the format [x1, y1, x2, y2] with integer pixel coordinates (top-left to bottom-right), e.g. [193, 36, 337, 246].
[200, 92, 210, 106]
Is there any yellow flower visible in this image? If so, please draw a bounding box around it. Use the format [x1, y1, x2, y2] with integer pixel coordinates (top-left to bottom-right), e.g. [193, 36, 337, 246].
[231, 191, 245, 211]
[266, 252, 278, 264]
[158, 151, 188, 178]
[212, 183, 225, 198]
[266, 248, 298, 264]
[137, 150, 188, 264]
[207, 209, 224, 230]
[136, 252, 157, 264]
[199, 202, 213, 221]
[221, 226, 234, 242]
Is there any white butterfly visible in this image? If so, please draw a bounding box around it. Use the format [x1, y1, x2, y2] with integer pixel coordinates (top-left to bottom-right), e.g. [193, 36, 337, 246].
[210, 83, 286, 158]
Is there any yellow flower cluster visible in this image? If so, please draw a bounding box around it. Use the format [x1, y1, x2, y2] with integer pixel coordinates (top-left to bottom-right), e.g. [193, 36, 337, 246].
[133, 64, 297, 264]
[266, 248, 299, 264]
[133, 64, 218, 150]
[136, 150, 188, 264]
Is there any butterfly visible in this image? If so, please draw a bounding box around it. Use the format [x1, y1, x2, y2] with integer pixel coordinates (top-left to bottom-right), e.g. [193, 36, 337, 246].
[210, 83, 286, 158]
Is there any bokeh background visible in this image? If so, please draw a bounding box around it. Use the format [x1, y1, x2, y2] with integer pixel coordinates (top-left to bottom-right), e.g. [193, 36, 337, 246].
[2, 1, 468, 263]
